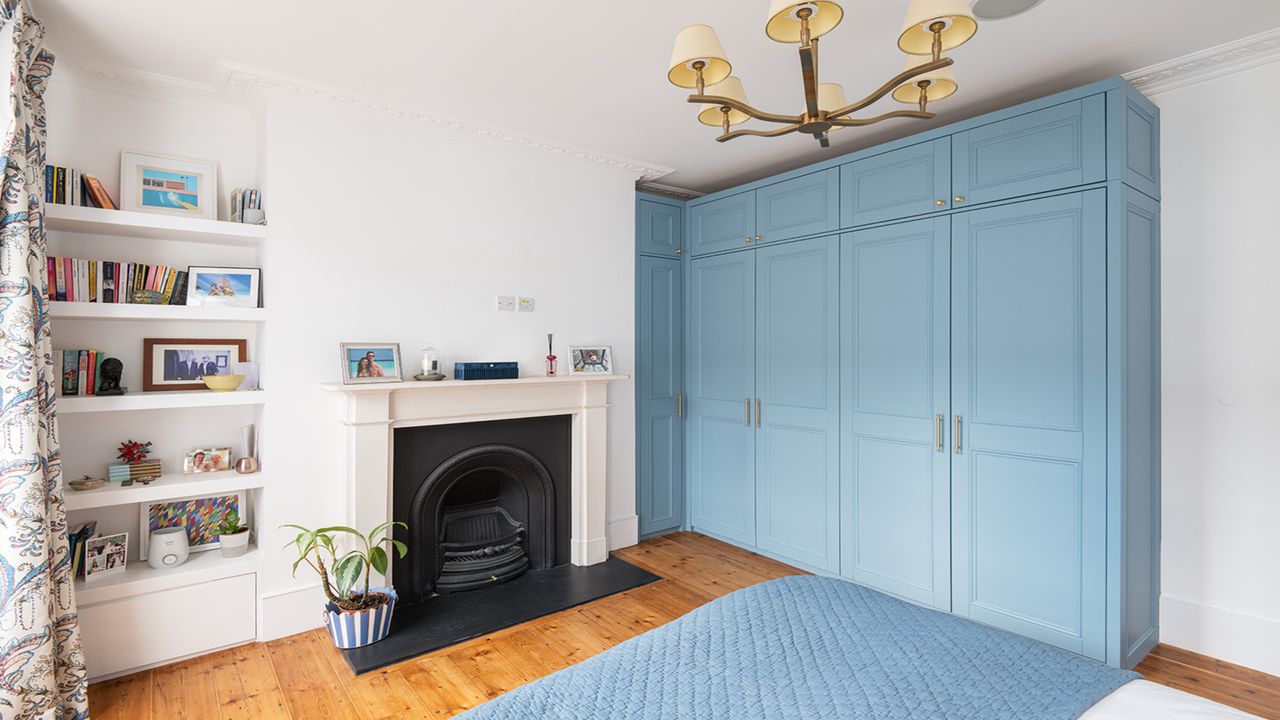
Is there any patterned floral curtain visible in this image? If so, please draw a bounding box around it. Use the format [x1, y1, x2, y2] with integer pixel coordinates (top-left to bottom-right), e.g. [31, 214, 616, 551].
[0, 1, 89, 718]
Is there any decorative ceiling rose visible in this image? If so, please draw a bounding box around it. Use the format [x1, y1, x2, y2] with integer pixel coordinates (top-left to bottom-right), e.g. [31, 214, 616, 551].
[667, 0, 979, 147]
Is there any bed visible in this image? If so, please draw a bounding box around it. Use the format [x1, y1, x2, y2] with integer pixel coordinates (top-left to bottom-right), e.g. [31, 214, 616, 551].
[458, 575, 1257, 719]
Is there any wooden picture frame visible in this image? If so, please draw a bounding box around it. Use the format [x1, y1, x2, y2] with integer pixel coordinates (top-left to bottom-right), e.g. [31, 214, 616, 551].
[143, 338, 248, 392]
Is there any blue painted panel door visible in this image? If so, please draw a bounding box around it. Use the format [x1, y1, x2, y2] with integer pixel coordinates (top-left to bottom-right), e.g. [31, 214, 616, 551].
[755, 169, 839, 244]
[754, 236, 840, 571]
[950, 190, 1108, 660]
[840, 139, 950, 227]
[840, 218, 951, 608]
[637, 199, 683, 257]
[688, 252, 756, 544]
[688, 191, 756, 256]
[637, 255, 683, 536]
[951, 96, 1105, 206]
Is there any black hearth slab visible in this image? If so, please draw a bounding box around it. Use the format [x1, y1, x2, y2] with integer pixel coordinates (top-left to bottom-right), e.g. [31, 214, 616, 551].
[340, 557, 660, 674]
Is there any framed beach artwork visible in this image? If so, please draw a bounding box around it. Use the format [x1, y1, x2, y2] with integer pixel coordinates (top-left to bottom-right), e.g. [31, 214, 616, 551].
[120, 151, 217, 220]
[139, 491, 248, 559]
[339, 343, 402, 385]
[185, 266, 261, 308]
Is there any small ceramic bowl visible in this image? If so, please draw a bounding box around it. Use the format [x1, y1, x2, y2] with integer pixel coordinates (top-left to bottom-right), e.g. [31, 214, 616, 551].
[201, 374, 245, 392]
[68, 476, 106, 491]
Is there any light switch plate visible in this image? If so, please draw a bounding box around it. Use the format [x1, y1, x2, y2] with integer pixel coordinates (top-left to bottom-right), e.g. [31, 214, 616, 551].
[496, 295, 515, 311]
[518, 297, 535, 312]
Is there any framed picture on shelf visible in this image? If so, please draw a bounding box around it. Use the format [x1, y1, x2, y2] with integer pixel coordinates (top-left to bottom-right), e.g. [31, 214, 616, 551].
[183, 447, 233, 474]
[84, 532, 128, 582]
[185, 266, 261, 308]
[568, 345, 613, 375]
[143, 338, 248, 392]
[339, 343, 402, 385]
[139, 491, 248, 559]
[119, 151, 217, 220]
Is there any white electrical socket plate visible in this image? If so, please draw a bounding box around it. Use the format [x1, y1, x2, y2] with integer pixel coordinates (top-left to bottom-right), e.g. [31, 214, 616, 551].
[496, 295, 515, 311]
[518, 297, 535, 312]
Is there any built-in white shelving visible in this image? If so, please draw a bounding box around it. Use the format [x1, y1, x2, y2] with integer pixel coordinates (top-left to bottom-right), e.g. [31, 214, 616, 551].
[73, 544, 261, 606]
[51, 301, 266, 322]
[45, 204, 266, 247]
[58, 389, 267, 414]
[65, 470, 267, 512]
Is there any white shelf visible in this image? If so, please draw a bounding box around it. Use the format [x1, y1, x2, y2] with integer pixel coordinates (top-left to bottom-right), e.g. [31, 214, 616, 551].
[74, 544, 260, 606]
[45, 204, 266, 247]
[65, 470, 267, 512]
[51, 301, 265, 322]
[58, 389, 267, 414]
[318, 373, 631, 394]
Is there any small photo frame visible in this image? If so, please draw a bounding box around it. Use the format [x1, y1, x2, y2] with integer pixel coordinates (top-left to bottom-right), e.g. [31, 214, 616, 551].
[84, 532, 128, 582]
[185, 266, 261, 308]
[140, 491, 247, 559]
[120, 151, 217, 220]
[144, 338, 248, 392]
[183, 447, 233, 474]
[340, 343, 402, 384]
[568, 346, 613, 375]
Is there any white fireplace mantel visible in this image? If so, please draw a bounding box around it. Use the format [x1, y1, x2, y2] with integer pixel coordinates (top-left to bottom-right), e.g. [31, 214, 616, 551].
[319, 374, 628, 578]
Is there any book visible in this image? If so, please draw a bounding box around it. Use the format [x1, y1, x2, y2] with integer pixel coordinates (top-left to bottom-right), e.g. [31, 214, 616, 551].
[85, 350, 96, 396]
[83, 174, 117, 210]
[77, 350, 88, 396]
[60, 350, 78, 395]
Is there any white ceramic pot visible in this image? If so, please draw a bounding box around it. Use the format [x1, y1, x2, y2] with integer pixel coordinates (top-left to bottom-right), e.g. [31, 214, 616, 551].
[218, 529, 250, 558]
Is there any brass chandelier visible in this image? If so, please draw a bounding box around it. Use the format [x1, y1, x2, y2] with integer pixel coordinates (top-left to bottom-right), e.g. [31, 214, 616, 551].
[667, 0, 979, 147]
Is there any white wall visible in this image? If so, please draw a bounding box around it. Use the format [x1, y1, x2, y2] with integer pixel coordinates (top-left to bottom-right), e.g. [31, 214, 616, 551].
[44, 74, 639, 641]
[1151, 58, 1280, 675]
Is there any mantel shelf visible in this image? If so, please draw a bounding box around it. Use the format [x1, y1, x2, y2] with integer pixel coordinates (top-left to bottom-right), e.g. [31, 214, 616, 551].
[318, 374, 630, 394]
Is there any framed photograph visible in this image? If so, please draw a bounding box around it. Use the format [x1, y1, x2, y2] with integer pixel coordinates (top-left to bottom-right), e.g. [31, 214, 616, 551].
[84, 532, 128, 582]
[140, 491, 247, 559]
[120, 150, 217, 220]
[340, 343, 402, 384]
[568, 345, 614, 375]
[183, 447, 233, 474]
[185, 266, 261, 308]
[143, 338, 248, 392]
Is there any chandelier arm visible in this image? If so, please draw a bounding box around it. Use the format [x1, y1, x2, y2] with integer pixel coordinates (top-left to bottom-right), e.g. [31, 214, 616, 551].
[687, 94, 803, 125]
[717, 124, 802, 143]
[799, 39, 820, 119]
[825, 57, 955, 120]
[828, 110, 936, 127]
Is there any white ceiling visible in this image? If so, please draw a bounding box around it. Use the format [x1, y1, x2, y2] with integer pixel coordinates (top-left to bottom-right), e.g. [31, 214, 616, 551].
[32, 1, 1280, 193]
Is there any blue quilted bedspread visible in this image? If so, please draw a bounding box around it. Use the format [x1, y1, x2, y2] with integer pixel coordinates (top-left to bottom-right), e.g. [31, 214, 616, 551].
[458, 575, 1138, 719]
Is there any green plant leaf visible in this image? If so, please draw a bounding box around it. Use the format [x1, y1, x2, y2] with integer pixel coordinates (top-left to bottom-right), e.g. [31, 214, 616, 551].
[333, 554, 364, 599]
[369, 546, 388, 576]
[390, 540, 408, 558]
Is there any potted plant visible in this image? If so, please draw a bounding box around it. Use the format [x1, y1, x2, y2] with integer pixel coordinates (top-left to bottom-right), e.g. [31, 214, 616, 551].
[215, 508, 251, 558]
[283, 521, 407, 649]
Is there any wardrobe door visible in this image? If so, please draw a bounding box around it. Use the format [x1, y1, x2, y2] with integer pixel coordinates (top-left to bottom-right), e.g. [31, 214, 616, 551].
[754, 236, 840, 571]
[950, 190, 1107, 660]
[688, 191, 756, 257]
[840, 218, 950, 608]
[840, 139, 951, 228]
[755, 169, 840, 244]
[637, 255, 684, 537]
[688, 251, 756, 544]
[637, 198, 684, 257]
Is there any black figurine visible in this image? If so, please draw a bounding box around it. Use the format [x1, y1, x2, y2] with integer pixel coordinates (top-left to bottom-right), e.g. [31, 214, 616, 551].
[97, 357, 127, 396]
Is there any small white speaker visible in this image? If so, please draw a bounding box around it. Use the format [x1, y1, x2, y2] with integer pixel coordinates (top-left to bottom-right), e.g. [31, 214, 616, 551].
[147, 527, 190, 570]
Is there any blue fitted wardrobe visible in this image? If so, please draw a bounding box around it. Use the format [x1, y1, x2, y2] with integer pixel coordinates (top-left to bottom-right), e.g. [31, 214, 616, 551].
[635, 76, 1160, 669]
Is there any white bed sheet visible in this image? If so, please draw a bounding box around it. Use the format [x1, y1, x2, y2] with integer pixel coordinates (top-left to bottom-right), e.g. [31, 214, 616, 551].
[1081, 679, 1261, 719]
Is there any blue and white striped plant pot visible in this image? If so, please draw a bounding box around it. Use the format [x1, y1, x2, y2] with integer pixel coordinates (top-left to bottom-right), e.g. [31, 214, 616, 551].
[323, 587, 397, 649]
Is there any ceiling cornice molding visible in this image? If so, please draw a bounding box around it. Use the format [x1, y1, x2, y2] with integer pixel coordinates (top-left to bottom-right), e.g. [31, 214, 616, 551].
[52, 59, 248, 115]
[1125, 27, 1280, 95]
[217, 62, 673, 184]
[636, 181, 704, 200]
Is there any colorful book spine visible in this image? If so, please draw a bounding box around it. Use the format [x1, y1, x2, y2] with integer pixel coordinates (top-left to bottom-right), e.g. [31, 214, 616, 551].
[76, 350, 88, 396]
[60, 350, 77, 395]
[85, 350, 96, 396]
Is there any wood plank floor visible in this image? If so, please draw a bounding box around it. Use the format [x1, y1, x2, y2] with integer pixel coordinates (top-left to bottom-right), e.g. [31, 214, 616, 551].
[89, 532, 1280, 719]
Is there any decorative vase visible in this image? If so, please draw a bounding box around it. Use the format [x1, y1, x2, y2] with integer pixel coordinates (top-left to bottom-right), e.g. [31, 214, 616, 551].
[322, 587, 398, 649]
[218, 528, 251, 558]
[546, 354, 558, 376]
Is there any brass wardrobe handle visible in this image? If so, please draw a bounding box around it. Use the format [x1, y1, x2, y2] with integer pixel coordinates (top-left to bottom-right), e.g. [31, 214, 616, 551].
[676, 394, 684, 418]
[755, 399, 762, 427]
[745, 398, 752, 426]
[953, 415, 962, 454]
[935, 413, 944, 452]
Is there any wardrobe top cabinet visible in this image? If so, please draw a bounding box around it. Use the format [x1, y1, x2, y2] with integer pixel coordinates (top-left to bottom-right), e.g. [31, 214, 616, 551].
[681, 77, 1158, 257]
[637, 194, 685, 257]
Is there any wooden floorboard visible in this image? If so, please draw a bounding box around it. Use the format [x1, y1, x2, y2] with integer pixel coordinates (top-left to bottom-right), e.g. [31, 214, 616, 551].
[87, 531, 1280, 719]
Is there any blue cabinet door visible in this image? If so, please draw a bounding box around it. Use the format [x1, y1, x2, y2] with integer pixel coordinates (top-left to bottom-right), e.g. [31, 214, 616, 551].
[840, 139, 950, 227]
[952, 96, 1105, 206]
[688, 191, 756, 256]
[755, 169, 839, 244]
[688, 252, 756, 544]
[754, 236, 840, 571]
[950, 190, 1108, 660]
[637, 198, 683, 257]
[840, 218, 951, 608]
[637, 255, 683, 536]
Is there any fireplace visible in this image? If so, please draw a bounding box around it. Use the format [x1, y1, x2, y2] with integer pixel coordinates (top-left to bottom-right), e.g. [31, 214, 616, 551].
[392, 416, 571, 604]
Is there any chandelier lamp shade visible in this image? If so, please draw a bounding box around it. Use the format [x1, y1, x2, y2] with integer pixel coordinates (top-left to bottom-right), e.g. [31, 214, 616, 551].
[667, 0, 979, 147]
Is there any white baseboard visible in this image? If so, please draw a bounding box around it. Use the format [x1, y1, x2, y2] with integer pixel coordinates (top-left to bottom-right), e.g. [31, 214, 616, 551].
[260, 583, 327, 641]
[607, 515, 638, 551]
[1160, 594, 1280, 676]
